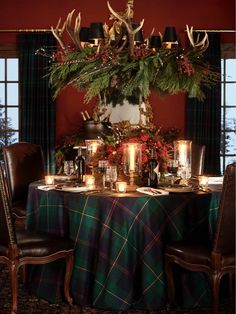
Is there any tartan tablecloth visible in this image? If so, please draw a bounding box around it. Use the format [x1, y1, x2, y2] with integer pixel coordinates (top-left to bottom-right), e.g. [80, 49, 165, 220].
[26, 182, 221, 310]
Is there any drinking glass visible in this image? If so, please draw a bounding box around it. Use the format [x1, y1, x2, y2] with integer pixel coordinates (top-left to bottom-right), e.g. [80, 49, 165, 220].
[98, 160, 109, 189]
[63, 160, 75, 177]
[106, 165, 117, 190]
[167, 159, 179, 185]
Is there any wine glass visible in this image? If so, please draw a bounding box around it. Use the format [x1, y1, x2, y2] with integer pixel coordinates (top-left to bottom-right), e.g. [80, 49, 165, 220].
[167, 159, 179, 185]
[98, 160, 109, 189]
[63, 160, 75, 177]
[106, 165, 117, 190]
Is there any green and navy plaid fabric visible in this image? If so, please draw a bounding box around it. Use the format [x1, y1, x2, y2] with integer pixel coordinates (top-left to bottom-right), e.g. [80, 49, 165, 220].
[26, 182, 221, 310]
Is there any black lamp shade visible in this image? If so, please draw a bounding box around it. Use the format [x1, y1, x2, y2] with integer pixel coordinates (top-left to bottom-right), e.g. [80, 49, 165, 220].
[149, 35, 162, 48]
[132, 23, 144, 42]
[79, 27, 90, 42]
[89, 22, 104, 40]
[162, 26, 177, 42]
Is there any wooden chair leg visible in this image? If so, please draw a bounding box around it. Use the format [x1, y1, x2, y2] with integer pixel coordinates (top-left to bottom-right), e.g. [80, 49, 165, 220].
[64, 253, 74, 305]
[211, 272, 221, 314]
[22, 265, 27, 287]
[10, 262, 19, 314]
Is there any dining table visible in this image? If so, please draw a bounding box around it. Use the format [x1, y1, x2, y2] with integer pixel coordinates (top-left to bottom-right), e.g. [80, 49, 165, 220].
[25, 180, 221, 311]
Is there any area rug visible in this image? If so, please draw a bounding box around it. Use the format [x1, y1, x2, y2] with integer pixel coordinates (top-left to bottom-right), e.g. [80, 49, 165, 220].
[0, 265, 234, 314]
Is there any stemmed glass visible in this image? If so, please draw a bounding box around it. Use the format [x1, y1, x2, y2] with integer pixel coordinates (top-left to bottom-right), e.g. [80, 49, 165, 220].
[167, 159, 179, 185]
[98, 160, 109, 190]
[63, 160, 75, 177]
[106, 165, 117, 191]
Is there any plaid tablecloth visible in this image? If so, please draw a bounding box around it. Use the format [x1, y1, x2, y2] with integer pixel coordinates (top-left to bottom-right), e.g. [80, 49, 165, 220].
[26, 182, 221, 310]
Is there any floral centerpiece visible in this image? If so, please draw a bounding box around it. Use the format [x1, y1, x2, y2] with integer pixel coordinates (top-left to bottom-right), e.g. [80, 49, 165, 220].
[55, 123, 179, 184]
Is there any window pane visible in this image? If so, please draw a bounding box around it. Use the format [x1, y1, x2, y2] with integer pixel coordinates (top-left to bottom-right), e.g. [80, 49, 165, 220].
[0, 107, 5, 126]
[6, 131, 18, 145]
[0, 83, 5, 105]
[225, 156, 236, 167]
[0, 59, 4, 81]
[7, 83, 18, 106]
[7, 58, 19, 81]
[7, 108, 19, 129]
[225, 107, 236, 129]
[0, 132, 6, 147]
[225, 83, 236, 106]
[226, 59, 236, 81]
[224, 131, 236, 154]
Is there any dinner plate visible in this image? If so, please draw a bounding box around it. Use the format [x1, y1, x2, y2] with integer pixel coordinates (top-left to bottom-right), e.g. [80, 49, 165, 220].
[162, 185, 194, 193]
[55, 186, 91, 193]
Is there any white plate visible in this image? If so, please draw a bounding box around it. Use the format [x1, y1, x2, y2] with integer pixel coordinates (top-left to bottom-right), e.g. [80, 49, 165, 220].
[162, 186, 194, 193]
[136, 187, 169, 196]
[55, 186, 91, 193]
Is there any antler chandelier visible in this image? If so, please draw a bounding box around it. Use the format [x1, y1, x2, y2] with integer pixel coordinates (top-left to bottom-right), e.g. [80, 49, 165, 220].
[46, 0, 218, 103]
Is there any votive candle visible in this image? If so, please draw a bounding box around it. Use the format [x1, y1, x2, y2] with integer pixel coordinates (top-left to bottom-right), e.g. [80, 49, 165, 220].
[85, 175, 95, 188]
[45, 175, 55, 185]
[116, 181, 127, 193]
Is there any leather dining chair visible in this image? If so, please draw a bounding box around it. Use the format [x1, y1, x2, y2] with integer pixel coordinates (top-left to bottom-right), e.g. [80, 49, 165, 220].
[165, 163, 235, 314]
[2, 142, 45, 224]
[191, 143, 206, 176]
[0, 163, 74, 314]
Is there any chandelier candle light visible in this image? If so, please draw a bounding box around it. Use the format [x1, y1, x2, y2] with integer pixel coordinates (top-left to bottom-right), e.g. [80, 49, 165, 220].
[46, 0, 219, 108]
[123, 142, 142, 191]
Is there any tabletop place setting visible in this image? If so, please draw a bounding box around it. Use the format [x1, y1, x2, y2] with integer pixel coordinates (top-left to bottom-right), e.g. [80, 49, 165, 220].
[41, 139, 223, 196]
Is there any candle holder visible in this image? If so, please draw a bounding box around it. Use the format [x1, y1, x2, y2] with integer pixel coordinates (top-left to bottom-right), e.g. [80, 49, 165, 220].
[45, 175, 55, 185]
[198, 175, 209, 191]
[123, 143, 142, 191]
[85, 139, 103, 174]
[174, 140, 192, 183]
[116, 181, 127, 193]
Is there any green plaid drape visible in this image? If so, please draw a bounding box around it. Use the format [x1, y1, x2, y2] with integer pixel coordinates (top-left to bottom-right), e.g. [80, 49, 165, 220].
[18, 33, 56, 173]
[185, 33, 221, 175]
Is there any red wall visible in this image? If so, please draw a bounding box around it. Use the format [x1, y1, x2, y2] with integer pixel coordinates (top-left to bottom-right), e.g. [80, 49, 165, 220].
[1, 0, 235, 142]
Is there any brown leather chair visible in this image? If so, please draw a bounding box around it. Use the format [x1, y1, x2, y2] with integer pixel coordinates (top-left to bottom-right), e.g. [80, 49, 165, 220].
[0, 163, 74, 314]
[165, 163, 235, 314]
[2, 142, 45, 222]
[191, 143, 206, 176]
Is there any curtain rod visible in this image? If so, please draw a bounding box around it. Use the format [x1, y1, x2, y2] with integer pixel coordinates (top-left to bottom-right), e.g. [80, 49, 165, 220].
[0, 28, 235, 33]
[191, 29, 236, 33]
[0, 29, 53, 33]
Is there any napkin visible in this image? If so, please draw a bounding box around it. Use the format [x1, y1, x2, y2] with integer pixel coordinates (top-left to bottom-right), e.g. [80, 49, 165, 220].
[38, 185, 55, 191]
[207, 176, 224, 185]
[136, 187, 169, 196]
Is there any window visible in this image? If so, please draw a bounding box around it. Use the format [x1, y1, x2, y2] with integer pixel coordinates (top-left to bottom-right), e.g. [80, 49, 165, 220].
[0, 56, 19, 149]
[220, 57, 236, 173]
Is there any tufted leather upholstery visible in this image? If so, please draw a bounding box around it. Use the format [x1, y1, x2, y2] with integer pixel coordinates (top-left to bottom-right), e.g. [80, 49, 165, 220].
[2, 142, 45, 221]
[0, 164, 74, 314]
[165, 163, 235, 314]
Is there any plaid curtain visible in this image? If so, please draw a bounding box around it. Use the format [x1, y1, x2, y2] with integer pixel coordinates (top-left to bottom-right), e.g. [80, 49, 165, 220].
[185, 33, 221, 175]
[18, 33, 56, 173]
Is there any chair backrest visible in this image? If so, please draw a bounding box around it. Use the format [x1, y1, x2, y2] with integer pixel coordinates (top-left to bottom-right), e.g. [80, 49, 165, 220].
[2, 142, 45, 203]
[213, 163, 235, 255]
[0, 163, 17, 246]
[191, 144, 205, 176]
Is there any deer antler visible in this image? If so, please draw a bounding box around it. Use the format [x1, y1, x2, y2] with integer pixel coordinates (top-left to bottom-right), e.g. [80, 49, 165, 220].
[107, 1, 144, 54]
[186, 25, 209, 52]
[51, 18, 67, 50]
[66, 10, 83, 51]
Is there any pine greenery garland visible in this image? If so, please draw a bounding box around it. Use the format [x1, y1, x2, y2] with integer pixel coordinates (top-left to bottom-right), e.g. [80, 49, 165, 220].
[48, 44, 219, 103]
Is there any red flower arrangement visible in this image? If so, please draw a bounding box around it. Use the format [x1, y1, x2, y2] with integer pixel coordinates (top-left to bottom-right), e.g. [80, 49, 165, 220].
[92, 127, 174, 182]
